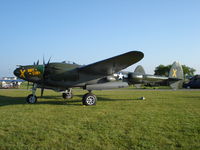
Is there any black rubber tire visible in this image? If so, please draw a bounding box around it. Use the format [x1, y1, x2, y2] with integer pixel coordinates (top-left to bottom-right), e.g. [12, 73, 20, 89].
[82, 93, 97, 106]
[26, 94, 37, 104]
[82, 93, 88, 105]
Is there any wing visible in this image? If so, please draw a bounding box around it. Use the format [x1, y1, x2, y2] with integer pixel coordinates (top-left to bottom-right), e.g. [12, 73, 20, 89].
[79, 51, 144, 76]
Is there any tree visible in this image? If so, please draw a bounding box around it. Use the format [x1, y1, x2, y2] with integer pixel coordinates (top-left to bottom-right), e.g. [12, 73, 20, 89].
[154, 65, 171, 76]
[182, 65, 196, 77]
[154, 64, 196, 77]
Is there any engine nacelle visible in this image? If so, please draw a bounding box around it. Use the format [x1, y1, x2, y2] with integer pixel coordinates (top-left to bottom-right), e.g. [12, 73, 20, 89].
[127, 73, 169, 84]
[127, 73, 144, 84]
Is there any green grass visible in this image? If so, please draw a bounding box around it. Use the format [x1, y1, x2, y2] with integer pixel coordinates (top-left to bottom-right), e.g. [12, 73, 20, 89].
[0, 89, 200, 150]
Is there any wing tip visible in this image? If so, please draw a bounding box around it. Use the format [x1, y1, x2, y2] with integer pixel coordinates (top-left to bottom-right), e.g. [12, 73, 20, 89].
[128, 50, 144, 61]
[130, 50, 144, 55]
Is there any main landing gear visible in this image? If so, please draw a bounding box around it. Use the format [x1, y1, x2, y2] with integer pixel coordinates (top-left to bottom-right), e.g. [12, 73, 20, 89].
[26, 86, 97, 106]
[26, 84, 38, 104]
[82, 92, 97, 106]
[62, 89, 73, 99]
[62, 89, 97, 106]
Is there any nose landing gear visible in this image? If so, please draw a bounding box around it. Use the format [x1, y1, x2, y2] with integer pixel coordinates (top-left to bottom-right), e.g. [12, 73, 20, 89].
[26, 84, 38, 104]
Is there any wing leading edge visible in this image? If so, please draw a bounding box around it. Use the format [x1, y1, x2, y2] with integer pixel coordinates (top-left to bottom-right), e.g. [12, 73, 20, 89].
[79, 51, 144, 76]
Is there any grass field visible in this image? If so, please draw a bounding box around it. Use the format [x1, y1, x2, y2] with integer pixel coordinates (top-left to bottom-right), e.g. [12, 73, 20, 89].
[0, 89, 200, 150]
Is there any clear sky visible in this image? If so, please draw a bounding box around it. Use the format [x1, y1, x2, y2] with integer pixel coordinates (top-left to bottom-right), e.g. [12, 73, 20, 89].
[0, 0, 200, 77]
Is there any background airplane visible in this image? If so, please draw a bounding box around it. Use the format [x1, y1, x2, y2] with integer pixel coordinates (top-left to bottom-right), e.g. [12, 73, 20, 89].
[125, 62, 184, 89]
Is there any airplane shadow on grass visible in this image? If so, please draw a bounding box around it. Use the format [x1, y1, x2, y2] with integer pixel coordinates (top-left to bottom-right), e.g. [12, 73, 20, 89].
[0, 94, 139, 107]
[179, 95, 200, 100]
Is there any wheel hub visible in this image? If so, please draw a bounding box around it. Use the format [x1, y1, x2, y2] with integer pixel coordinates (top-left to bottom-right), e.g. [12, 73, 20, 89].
[29, 96, 36, 103]
[86, 96, 95, 105]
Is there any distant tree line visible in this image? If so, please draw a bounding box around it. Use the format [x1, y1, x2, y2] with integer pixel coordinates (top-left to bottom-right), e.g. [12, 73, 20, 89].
[154, 64, 196, 77]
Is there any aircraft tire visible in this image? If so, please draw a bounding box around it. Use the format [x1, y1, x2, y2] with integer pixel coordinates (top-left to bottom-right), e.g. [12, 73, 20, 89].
[62, 92, 73, 99]
[82, 93, 97, 106]
[26, 94, 37, 104]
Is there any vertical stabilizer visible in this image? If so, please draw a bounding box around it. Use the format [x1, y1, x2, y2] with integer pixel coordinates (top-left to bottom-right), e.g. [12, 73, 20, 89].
[169, 62, 184, 89]
[134, 65, 145, 75]
[132, 65, 145, 88]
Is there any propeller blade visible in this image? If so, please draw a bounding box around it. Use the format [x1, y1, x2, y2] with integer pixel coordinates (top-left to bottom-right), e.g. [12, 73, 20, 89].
[40, 56, 51, 97]
[27, 82, 29, 90]
[43, 56, 45, 65]
[47, 57, 51, 65]
[41, 88, 44, 97]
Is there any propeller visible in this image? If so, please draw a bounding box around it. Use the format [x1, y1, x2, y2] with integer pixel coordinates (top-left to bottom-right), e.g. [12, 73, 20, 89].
[40, 57, 51, 97]
[40, 57, 46, 97]
[29, 60, 39, 90]
[27, 58, 51, 97]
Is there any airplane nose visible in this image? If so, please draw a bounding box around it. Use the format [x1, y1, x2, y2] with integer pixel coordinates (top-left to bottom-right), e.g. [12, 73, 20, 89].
[13, 68, 20, 77]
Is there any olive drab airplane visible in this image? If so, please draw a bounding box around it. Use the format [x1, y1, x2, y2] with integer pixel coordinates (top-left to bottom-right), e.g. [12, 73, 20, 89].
[14, 51, 184, 106]
[14, 51, 144, 105]
[124, 62, 184, 88]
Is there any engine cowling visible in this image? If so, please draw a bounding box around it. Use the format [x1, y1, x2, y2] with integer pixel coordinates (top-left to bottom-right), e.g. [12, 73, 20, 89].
[127, 73, 144, 84]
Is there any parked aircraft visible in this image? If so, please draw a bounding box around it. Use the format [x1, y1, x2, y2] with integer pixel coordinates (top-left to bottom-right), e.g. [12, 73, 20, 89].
[13, 51, 183, 106]
[126, 62, 184, 89]
[14, 51, 144, 105]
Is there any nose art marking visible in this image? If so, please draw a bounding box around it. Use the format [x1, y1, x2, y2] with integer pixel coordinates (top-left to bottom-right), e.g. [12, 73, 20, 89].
[20, 69, 26, 78]
[172, 69, 177, 78]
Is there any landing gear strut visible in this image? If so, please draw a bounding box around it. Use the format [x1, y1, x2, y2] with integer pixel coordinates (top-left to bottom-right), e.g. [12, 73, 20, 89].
[26, 84, 37, 104]
[62, 89, 73, 99]
[82, 91, 97, 106]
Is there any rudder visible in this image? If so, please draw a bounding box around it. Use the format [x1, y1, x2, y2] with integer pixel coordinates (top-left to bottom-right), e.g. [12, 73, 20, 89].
[132, 65, 146, 88]
[169, 62, 184, 89]
[134, 65, 145, 75]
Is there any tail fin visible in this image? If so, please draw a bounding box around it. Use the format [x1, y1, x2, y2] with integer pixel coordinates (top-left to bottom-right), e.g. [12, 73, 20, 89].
[134, 65, 145, 75]
[169, 62, 184, 89]
[132, 65, 145, 88]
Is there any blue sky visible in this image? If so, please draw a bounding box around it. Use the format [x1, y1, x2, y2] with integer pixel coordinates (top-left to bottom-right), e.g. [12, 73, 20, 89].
[0, 0, 200, 77]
